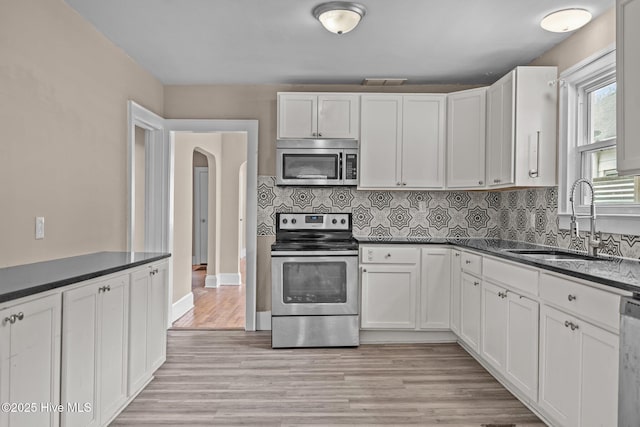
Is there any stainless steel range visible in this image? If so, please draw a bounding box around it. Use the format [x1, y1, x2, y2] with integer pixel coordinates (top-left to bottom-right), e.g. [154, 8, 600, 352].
[271, 212, 359, 348]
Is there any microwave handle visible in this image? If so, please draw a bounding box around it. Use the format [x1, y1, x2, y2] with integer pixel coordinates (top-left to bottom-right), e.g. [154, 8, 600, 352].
[339, 152, 343, 180]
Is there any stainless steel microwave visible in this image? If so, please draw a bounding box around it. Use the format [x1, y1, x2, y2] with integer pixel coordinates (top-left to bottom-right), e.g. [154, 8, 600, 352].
[276, 139, 358, 186]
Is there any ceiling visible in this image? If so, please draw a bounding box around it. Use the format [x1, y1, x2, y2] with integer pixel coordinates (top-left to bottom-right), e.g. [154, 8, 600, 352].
[65, 0, 614, 85]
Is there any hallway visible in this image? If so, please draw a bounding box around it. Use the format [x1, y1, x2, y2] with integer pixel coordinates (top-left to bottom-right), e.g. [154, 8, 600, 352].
[172, 260, 246, 330]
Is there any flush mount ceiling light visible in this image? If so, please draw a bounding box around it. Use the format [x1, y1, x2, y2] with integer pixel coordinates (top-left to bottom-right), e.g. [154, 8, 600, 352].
[540, 8, 592, 33]
[313, 2, 367, 35]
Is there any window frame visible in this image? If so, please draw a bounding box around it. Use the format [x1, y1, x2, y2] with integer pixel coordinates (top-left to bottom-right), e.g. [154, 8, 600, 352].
[558, 46, 640, 235]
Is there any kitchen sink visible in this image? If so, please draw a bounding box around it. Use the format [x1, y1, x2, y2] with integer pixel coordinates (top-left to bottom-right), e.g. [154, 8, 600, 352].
[503, 249, 601, 261]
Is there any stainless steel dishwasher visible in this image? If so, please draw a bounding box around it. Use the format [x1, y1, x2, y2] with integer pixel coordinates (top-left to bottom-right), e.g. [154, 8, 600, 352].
[619, 295, 640, 426]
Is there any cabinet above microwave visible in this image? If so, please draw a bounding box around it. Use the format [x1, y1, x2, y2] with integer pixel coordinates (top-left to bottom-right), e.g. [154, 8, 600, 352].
[278, 93, 360, 139]
[276, 139, 358, 186]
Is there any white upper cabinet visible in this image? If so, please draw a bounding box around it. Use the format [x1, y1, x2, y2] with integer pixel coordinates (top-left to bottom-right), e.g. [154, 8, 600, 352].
[446, 87, 487, 188]
[360, 94, 446, 190]
[277, 93, 359, 139]
[486, 66, 558, 188]
[617, 0, 640, 175]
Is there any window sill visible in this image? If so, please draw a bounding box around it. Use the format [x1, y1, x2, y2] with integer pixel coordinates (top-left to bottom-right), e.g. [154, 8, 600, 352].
[558, 213, 640, 235]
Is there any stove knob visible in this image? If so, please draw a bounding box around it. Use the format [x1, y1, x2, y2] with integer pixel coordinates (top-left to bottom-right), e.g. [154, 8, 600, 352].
[291, 218, 297, 224]
[332, 219, 338, 224]
[282, 219, 288, 224]
[341, 219, 346, 224]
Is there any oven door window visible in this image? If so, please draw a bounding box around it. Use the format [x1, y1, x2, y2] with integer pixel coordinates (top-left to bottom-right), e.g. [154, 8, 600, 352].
[282, 261, 347, 303]
[282, 154, 339, 180]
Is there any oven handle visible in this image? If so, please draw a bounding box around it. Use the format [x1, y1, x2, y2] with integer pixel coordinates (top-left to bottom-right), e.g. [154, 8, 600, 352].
[271, 250, 359, 257]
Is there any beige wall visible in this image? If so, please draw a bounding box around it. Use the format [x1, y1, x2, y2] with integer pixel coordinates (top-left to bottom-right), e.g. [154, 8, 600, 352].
[219, 133, 248, 275]
[0, 0, 163, 267]
[530, 8, 615, 73]
[134, 126, 146, 251]
[192, 151, 208, 256]
[173, 133, 222, 303]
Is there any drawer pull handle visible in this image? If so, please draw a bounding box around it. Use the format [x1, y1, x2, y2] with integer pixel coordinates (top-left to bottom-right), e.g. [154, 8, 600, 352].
[564, 320, 579, 331]
[568, 294, 576, 302]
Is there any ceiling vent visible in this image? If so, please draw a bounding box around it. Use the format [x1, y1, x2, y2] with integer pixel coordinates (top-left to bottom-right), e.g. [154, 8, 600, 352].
[362, 78, 407, 86]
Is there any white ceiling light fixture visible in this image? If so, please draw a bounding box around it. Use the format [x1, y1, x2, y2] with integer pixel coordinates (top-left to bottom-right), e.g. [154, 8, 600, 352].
[540, 8, 592, 33]
[313, 2, 367, 35]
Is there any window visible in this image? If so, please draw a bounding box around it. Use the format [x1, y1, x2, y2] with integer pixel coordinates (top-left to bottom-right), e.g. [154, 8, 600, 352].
[559, 47, 640, 235]
[578, 80, 640, 205]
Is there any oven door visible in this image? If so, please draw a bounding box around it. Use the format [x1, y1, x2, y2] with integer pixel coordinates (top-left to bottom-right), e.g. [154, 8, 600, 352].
[276, 148, 343, 186]
[271, 254, 358, 316]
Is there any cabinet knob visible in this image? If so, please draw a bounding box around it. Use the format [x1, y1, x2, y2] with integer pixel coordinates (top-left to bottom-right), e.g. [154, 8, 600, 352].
[4, 315, 17, 325]
[318, 133, 322, 137]
[465, 260, 471, 264]
[363, 268, 367, 272]
[473, 281, 479, 286]
[568, 294, 576, 301]
[396, 182, 401, 186]
[478, 181, 483, 185]
[16, 312, 24, 321]
[402, 182, 407, 186]
[455, 253, 460, 257]
[385, 253, 391, 258]
[106, 285, 111, 292]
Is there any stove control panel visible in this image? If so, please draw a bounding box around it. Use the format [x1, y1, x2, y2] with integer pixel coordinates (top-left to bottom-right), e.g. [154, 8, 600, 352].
[277, 213, 351, 231]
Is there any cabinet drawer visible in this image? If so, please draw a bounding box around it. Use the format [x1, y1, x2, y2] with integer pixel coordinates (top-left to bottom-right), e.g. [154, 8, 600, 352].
[540, 273, 620, 331]
[483, 257, 539, 296]
[461, 251, 482, 275]
[360, 246, 419, 264]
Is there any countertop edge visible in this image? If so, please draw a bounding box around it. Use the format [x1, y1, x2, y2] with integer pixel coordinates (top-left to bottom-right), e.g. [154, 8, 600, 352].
[0, 252, 171, 304]
[355, 238, 638, 294]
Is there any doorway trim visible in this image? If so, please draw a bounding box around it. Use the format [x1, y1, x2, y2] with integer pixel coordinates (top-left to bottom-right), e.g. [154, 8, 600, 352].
[166, 120, 258, 332]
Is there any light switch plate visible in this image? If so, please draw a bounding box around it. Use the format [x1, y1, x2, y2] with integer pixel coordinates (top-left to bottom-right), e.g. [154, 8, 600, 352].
[35, 217, 44, 240]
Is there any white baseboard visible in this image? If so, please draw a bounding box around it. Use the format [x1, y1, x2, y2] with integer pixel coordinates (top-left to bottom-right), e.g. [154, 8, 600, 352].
[217, 272, 241, 286]
[359, 330, 457, 344]
[171, 292, 194, 322]
[256, 311, 271, 330]
[205, 275, 217, 288]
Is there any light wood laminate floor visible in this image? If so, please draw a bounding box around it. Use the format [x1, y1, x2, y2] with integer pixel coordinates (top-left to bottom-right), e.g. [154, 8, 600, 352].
[111, 330, 544, 426]
[172, 262, 245, 330]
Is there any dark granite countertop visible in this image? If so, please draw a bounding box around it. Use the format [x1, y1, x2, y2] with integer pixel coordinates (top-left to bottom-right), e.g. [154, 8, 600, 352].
[355, 237, 640, 294]
[0, 252, 171, 304]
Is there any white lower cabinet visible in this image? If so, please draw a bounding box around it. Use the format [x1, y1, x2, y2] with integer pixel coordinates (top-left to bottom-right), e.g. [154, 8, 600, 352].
[459, 272, 481, 352]
[419, 249, 451, 329]
[128, 262, 169, 395]
[481, 280, 539, 401]
[450, 250, 462, 335]
[0, 294, 61, 427]
[61, 274, 129, 427]
[539, 304, 619, 427]
[361, 264, 418, 329]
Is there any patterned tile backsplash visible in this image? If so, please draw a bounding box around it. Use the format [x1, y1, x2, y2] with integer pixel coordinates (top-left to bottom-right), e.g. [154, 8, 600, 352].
[257, 176, 640, 259]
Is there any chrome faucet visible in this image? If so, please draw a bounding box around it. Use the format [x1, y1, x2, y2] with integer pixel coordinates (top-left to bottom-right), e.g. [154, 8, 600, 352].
[569, 178, 603, 257]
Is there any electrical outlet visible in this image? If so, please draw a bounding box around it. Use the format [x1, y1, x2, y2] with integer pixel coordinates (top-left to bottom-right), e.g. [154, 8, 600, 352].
[35, 217, 45, 240]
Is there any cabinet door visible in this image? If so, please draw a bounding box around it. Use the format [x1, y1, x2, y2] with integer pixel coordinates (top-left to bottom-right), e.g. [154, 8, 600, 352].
[419, 249, 450, 329]
[128, 268, 150, 395]
[0, 294, 61, 427]
[278, 94, 318, 138]
[359, 95, 402, 188]
[361, 264, 417, 329]
[402, 95, 446, 188]
[99, 276, 129, 425]
[317, 94, 359, 139]
[147, 263, 168, 372]
[617, 0, 640, 175]
[539, 305, 580, 426]
[506, 293, 539, 402]
[62, 284, 101, 427]
[446, 88, 487, 188]
[450, 251, 462, 335]
[578, 320, 618, 427]
[481, 281, 507, 371]
[460, 273, 481, 352]
[487, 71, 515, 187]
